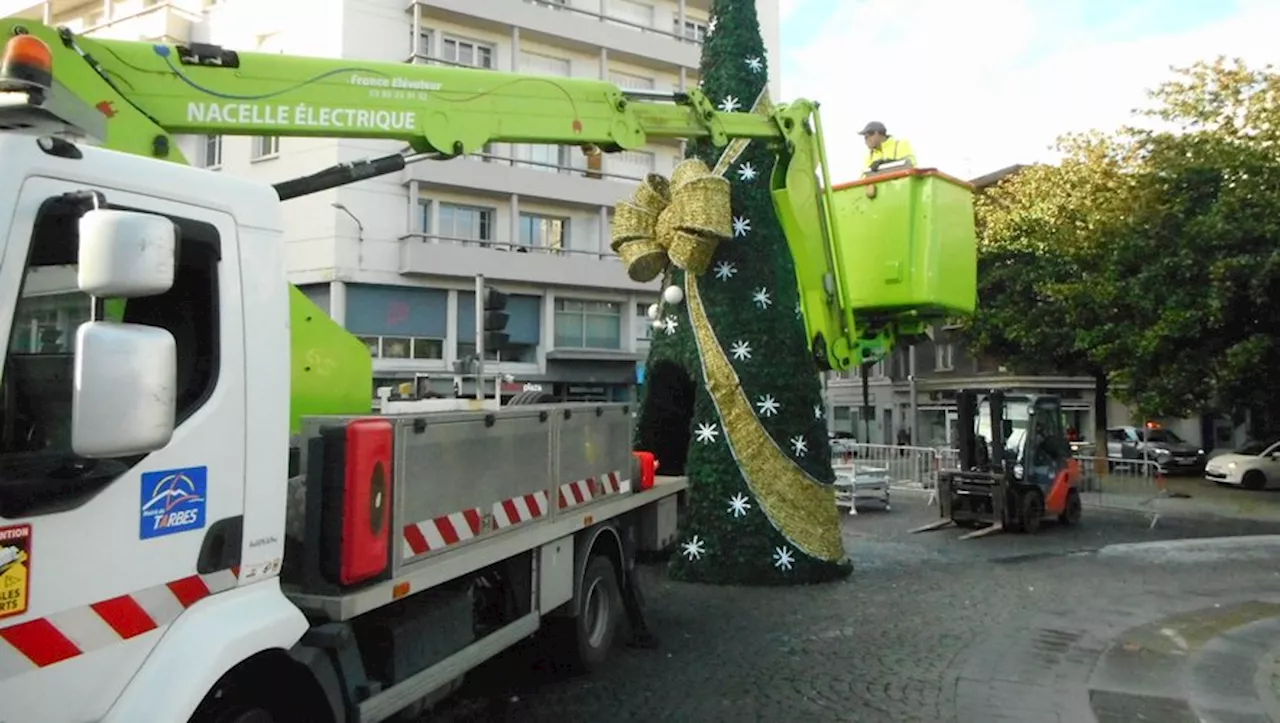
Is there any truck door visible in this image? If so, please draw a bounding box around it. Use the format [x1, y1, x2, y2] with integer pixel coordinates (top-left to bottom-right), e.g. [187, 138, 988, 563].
[0, 177, 247, 723]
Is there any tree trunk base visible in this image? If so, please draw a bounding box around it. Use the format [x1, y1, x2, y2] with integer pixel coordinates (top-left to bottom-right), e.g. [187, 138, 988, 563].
[666, 555, 852, 586]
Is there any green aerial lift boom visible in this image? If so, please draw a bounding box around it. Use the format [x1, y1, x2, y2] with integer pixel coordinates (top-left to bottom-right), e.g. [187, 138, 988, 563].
[0, 21, 977, 430]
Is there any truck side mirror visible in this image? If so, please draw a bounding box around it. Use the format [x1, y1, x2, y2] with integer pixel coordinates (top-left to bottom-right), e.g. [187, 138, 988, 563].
[77, 209, 177, 297]
[72, 322, 177, 458]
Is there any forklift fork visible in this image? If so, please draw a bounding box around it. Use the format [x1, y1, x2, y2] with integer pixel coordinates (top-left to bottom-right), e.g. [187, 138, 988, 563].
[957, 522, 1003, 540]
[909, 518, 953, 534]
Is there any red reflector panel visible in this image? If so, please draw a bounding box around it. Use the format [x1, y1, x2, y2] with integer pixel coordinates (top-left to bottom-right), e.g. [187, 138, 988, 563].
[633, 451, 657, 491]
[340, 418, 393, 586]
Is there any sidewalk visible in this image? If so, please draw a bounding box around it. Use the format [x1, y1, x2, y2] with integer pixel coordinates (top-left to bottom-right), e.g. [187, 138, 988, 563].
[1083, 474, 1280, 524]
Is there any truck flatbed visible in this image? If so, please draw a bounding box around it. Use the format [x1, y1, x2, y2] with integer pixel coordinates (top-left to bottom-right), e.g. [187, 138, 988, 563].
[287, 475, 688, 621]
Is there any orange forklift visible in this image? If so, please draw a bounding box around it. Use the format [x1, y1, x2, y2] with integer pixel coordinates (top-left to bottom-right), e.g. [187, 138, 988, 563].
[912, 390, 1083, 539]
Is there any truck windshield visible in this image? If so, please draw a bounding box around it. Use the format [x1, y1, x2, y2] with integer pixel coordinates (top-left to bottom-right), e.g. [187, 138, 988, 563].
[975, 399, 1030, 457]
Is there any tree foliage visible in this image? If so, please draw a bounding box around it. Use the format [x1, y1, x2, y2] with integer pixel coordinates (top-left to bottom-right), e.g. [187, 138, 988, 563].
[968, 57, 1280, 429]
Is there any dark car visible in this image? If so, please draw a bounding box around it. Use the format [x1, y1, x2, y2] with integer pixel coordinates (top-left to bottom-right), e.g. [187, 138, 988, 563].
[1105, 425, 1206, 475]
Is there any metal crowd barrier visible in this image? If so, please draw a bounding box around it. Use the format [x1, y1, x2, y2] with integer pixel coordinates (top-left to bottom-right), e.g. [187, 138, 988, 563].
[831, 443, 957, 489]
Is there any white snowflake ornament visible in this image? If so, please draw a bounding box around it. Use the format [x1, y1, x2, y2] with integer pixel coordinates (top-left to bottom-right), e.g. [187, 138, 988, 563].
[718, 95, 741, 113]
[730, 340, 752, 361]
[732, 216, 752, 237]
[752, 287, 772, 309]
[756, 395, 780, 417]
[745, 56, 763, 73]
[694, 422, 720, 444]
[714, 261, 737, 281]
[813, 404, 823, 420]
[790, 435, 808, 457]
[682, 535, 706, 561]
[662, 315, 679, 335]
[727, 493, 752, 518]
[736, 162, 757, 182]
[773, 546, 795, 571]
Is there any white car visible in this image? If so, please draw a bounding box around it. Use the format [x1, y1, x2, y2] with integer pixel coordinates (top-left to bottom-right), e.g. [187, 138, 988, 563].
[1204, 438, 1280, 490]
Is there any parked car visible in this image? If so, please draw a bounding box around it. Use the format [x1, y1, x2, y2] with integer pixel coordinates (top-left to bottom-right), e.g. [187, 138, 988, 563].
[1105, 425, 1206, 475]
[833, 462, 891, 512]
[1204, 438, 1280, 490]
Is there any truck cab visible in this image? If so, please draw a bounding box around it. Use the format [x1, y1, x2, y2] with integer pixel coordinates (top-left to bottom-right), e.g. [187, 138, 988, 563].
[0, 132, 305, 722]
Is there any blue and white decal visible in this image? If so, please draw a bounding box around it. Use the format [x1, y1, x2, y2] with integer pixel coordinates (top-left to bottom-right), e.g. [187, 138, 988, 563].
[139, 466, 208, 540]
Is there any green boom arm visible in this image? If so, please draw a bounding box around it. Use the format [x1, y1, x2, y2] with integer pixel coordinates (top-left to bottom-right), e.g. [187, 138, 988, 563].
[0, 21, 941, 427]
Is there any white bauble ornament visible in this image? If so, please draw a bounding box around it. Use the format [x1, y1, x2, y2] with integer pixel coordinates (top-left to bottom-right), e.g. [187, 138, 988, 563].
[651, 319, 664, 330]
[646, 303, 660, 320]
[663, 285, 685, 305]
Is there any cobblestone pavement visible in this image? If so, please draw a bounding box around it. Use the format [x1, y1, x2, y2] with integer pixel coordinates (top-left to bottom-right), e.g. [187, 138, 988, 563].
[425, 497, 1280, 723]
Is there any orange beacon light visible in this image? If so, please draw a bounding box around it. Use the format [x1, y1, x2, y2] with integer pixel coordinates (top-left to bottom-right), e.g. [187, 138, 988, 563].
[0, 34, 54, 93]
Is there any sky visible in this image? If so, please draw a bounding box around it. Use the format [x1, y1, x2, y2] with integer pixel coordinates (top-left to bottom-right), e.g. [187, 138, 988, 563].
[777, 0, 1280, 182]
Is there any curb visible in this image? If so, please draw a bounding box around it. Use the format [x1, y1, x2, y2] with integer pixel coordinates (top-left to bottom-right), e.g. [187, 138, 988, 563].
[1254, 647, 1280, 722]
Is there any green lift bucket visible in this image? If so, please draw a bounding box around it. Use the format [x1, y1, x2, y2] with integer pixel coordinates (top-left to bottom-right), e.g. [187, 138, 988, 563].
[830, 168, 977, 318]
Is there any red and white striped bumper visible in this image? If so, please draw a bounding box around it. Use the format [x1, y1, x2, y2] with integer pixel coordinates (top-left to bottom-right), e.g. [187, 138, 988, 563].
[0, 567, 239, 679]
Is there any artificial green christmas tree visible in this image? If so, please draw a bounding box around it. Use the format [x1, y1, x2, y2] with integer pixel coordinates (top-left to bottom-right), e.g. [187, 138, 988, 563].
[613, 0, 850, 585]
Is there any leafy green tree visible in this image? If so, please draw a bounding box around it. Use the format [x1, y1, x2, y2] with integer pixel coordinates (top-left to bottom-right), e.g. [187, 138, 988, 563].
[1098, 59, 1280, 427]
[629, 0, 849, 585]
[965, 132, 1140, 447]
[967, 58, 1280, 435]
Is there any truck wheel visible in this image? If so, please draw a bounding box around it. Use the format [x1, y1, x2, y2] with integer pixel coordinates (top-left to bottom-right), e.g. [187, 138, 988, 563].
[1058, 489, 1082, 526]
[555, 555, 621, 673]
[1018, 489, 1045, 534]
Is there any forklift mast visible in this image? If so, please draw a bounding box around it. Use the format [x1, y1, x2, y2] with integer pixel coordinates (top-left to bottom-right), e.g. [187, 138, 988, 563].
[954, 389, 1006, 472]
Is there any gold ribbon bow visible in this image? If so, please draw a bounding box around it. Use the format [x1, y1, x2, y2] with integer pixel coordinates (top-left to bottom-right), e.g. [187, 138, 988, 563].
[610, 159, 733, 282]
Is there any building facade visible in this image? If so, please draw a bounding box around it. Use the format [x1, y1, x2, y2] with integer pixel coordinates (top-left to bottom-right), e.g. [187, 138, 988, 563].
[5, 0, 781, 402]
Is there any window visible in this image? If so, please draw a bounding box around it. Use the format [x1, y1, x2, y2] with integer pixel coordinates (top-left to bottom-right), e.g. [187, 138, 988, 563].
[437, 203, 494, 244]
[519, 213, 568, 252]
[251, 136, 280, 160]
[1, 194, 221, 516]
[673, 18, 707, 41]
[934, 342, 954, 371]
[516, 52, 572, 172]
[554, 298, 622, 349]
[356, 336, 444, 360]
[410, 28, 432, 58]
[635, 302, 655, 342]
[610, 71, 655, 90]
[606, 0, 654, 29]
[203, 135, 222, 169]
[442, 37, 494, 69]
[606, 150, 655, 179]
[514, 144, 571, 173]
[416, 198, 431, 235]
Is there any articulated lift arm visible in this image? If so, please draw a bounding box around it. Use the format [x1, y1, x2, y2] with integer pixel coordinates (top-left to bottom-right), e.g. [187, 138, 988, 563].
[0, 21, 874, 374]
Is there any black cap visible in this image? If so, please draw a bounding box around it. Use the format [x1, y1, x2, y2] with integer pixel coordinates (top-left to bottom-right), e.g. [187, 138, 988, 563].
[860, 121, 887, 136]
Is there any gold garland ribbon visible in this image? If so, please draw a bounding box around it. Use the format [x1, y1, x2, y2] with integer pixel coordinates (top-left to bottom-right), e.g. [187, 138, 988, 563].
[686, 274, 846, 563]
[610, 160, 733, 282]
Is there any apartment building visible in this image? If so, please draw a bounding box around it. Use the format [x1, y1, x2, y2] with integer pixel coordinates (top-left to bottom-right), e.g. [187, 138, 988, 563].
[5, 0, 781, 402]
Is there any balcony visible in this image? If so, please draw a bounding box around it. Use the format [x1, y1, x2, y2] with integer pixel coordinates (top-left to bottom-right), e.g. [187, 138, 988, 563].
[400, 233, 651, 291]
[402, 147, 668, 208]
[7, 0, 200, 42]
[408, 0, 701, 70]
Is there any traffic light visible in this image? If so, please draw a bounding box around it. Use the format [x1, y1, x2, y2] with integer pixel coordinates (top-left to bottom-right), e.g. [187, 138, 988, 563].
[481, 284, 509, 350]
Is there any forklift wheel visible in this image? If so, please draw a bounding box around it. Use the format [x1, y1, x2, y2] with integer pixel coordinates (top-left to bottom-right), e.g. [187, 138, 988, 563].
[1058, 489, 1082, 526]
[1018, 489, 1045, 534]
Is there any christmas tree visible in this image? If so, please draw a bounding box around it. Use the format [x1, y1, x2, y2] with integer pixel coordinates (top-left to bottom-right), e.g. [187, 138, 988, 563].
[613, 0, 850, 585]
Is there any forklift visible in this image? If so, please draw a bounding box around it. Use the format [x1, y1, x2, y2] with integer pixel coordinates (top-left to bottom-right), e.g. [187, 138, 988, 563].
[911, 389, 1083, 539]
